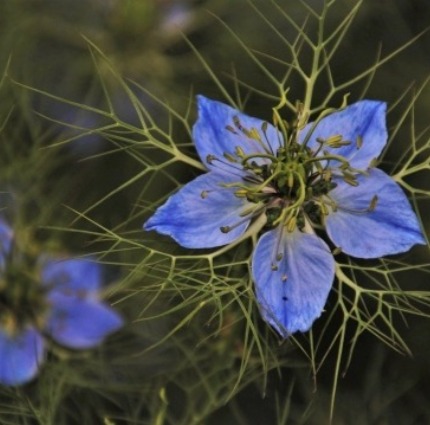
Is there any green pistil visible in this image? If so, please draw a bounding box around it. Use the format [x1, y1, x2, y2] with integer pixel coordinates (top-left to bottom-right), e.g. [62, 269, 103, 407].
[272, 171, 307, 227]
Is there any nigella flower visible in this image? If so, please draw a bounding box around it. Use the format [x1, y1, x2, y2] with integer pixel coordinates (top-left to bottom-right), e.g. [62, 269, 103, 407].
[0, 220, 123, 386]
[144, 95, 425, 337]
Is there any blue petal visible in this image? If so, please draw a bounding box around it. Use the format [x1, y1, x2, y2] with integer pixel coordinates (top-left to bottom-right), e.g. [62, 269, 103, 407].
[41, 258, 102, 297]
[326, 168, 425, 258]
[144, 171, 254, 248]
[193, 95, 282, 171]
[299, 101, 387, 170]
[0, 218, 13, 269]
[0, 327, 44, 386]
[46, 294, 124, 349]
[252, 227, 335, 335]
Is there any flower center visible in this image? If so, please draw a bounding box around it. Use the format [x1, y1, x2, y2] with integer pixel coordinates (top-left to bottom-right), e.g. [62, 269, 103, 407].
[205, 109, 378, 235]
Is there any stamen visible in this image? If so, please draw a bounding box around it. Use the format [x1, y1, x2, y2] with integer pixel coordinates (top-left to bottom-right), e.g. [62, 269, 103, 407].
[325, 192, 380, 215]
[223, 152, 238, 163]
[240, 152, 277, 166]
[219, 204, 266, 233]
[235, 146, 245, 158]
[234, 189, 248, 198]
[342, 176, 359, 187]
[239, 203, 266, 217]
[226, 125, 238, 135]
[206, 154, 216, 164]
[368, 194, 378, 212]
[206, 153, 251, 179]
[270, 223, 285, 271]
[233, 116, 248, 135]
[326, 135, 343, 145]
[356, 135, 363, 149]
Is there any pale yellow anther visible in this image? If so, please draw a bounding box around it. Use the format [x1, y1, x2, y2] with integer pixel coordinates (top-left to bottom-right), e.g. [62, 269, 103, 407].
[249, 128, 261, 142]
[234, 189, 248, 198]
[286, 216, 297, 232]
[235, 146, 245, 157]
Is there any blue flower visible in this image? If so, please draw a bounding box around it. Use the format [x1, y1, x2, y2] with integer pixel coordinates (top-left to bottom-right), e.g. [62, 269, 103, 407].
[0, 220, 124, 386]
[144, 96, 425, 337]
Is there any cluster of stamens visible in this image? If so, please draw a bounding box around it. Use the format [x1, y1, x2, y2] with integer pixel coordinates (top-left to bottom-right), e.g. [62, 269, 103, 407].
[202, 105, 379, 239]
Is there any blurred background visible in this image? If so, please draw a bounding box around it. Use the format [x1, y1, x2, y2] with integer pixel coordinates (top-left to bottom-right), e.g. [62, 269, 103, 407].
[0, 1, 430, 424]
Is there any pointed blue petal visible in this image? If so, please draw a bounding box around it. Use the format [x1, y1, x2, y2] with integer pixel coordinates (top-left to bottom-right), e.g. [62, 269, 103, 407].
[46, 294, 124, 349]
[326, 168, 425, 258]
[252, 227, 335, 335]
[300, 101, 387, 170]
[193, 96, 282, 172]
[0, 327, 44, 386]
[41, 258, 102, 297]
[144, 171, 254, 248]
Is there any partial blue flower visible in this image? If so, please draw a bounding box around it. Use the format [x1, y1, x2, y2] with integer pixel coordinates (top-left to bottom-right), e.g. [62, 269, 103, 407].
[144, 96, 425, 336]
[252, 227, 335, 335]
[0, 327, 44, 386]
[0, 220, 123, 386]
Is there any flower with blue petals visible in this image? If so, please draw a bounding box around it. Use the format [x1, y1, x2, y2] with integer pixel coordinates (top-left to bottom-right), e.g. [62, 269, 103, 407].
[0, 219, 123, 386]
[144, 95, 425, 337]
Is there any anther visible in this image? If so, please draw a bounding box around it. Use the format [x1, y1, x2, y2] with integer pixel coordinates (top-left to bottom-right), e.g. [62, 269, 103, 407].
[223, 152, 238, 163]
[206, 154, 217, 164]
[356, 135, 363, 149]
[326, 135, 343, 145]
[234, 189, 248, 198]
[233, 116, 251, 137]
[368, 195, 378, 212]
[233, 115, 242, 128]
[226, 125, 238, 135]
[343, 176, 359, 187]
[200, 190, 209, 199]
[282, 274, 288, 282]
[326, 135, 352, 148]
[261, 121, 268, 132]
[271, 263, 278, 271]
[220, 226, 230, 233]
[235, 146, 245, 158]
